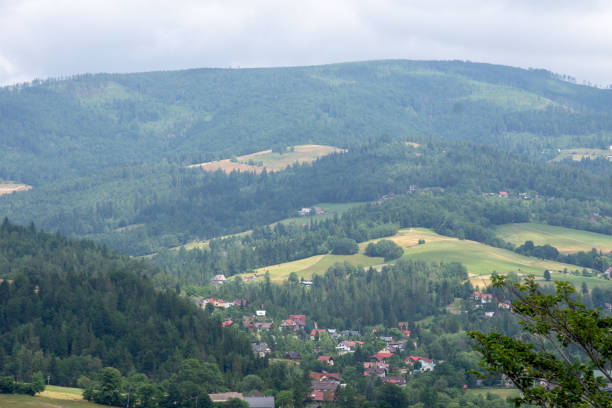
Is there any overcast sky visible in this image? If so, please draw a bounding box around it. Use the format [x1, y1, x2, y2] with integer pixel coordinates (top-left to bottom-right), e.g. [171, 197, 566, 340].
[1, 0, 612, 87]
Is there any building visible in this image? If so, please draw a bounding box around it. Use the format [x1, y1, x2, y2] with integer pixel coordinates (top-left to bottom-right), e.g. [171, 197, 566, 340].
[244, 396, 275, 408]
[251, 343, 271, 357]
[212, 274, 227, 285]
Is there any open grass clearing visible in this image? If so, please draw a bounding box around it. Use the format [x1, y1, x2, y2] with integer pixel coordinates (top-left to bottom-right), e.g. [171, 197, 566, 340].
[241, 252, 384, 283]
[465, 387, 521, 399]
[0, 393, 110, 408]
[399, 228, 585, 276]
[0, 183, 32, 197]
[238, 227, 609, 288]
[551, 147, 612, 162]
[189, 144, 345, 174]
[495, 222, 612, 254]
[39, 385, 84, 401]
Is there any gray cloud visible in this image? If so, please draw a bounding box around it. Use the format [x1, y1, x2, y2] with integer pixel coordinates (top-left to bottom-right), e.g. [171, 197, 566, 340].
[1, 0, 611, 86]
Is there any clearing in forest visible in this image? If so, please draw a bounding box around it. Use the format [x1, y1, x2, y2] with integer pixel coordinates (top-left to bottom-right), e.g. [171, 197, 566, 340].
[495, 223, 612, 254]
[0, 183, 32, 197]
[239, 227, 607, 288]
[550, 147, 612, 162]
[188, 144, 345, 174]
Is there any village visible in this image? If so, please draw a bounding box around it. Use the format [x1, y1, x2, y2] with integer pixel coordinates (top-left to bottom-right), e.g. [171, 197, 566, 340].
[195, 276, 517, 406]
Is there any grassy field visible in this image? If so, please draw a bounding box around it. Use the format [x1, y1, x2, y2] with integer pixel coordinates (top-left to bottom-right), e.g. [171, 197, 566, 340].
[551, 147, 612, 162]
[0, 183, 32, 197]
[239, 227, 610, 288]
[465, 387, 521, 399]
[495, 223, 612, 254]
[246, 252, 384, 283]
[189, 144, 345, 174]
[0, 386, 110, 408]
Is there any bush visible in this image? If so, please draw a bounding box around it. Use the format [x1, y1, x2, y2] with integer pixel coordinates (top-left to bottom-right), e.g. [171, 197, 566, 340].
[364, 240, 404, 261]
[331, 237, 359, 255]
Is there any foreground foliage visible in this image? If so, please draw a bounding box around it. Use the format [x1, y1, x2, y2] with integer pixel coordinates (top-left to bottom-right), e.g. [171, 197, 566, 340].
[469, 275, 612, 407]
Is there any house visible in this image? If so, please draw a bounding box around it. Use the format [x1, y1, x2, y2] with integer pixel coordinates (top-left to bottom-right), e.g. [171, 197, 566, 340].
[498, 191, 508, 198]
[314, 207, 327, 215]
[285, 352, 301, 361]
[289, 314, 306, 329]
[336, 340, 364, 354]
[481, 293, 493, 303]
[498, 301, 511, 310]
[364, 367, 386, 378]
[233, 299, 248, 307]
[256, 310, 266, 317]
[327, 329, 339, 339]
[251, 343, 271, 357]
[254, 322, 273, 332]
[372, 352, 393, 362]
[383, 376, 407, 386]
[280, 319, 297, 330]
[310, 329, 328, 340]
[301, 280, 313, 287]
[212, 274, 227, 285]
[485, 311, 495, 318]
[209, 392, 245, 403]
[317, 356, 334, 366]
[308, 390, 335, 403]
[244, 396, 275, 408]
[379, 336, 393, 343]
[309, 372, 340, 382]
[222, 319, 233, 328]
[406, 356, 435, 372]
[298, 208, 312, 216]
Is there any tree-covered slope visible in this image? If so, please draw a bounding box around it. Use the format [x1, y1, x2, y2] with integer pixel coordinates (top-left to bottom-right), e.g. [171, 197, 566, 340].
[0, 220, 256, 386]
[2, 60, 612, 185]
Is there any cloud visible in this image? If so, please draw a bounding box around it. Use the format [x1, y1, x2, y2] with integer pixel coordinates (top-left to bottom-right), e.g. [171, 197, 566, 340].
[1, 0, 611, 86]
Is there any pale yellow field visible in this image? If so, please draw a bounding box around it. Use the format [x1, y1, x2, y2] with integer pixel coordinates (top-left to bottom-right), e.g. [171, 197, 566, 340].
[189, 144, 345, 174]
[40, 385, 84, 401]
[0, 183, 32, 197]
[551, 147, 612, 162]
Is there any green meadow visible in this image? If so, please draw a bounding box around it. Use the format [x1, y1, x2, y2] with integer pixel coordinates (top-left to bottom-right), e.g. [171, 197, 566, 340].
[241, 227, 609, 289]
[495, 223, 612, 254]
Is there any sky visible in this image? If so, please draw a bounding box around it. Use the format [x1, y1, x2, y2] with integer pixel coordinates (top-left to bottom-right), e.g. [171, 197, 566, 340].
[1, 0, 612, 87]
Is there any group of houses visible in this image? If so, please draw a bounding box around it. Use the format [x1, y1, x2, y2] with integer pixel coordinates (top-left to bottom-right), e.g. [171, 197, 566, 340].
[298, 207, 328, 217]
[470, 291, 512, 318]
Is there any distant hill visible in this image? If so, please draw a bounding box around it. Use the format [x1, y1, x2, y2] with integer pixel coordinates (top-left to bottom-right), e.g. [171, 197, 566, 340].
[2, 60, 612, 185]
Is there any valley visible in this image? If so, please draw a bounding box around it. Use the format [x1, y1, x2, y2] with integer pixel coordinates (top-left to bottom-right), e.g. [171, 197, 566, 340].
[1, 60, 611, 408]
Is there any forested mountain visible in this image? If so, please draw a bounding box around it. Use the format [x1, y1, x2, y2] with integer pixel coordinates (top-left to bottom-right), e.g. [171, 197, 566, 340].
[0, 220, 259, 387]
[2, 60, 612, 185]
[2, 138, 611, 255]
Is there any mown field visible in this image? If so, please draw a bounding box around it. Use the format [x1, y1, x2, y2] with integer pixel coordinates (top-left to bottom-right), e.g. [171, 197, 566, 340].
[0, 386, 111, 408]
[241, 228, 609, 288]
[495, 222, 612, 254]
[188, 144, 345, 174]
[0, 183, 32, 197]
[550, 147, 612, 162]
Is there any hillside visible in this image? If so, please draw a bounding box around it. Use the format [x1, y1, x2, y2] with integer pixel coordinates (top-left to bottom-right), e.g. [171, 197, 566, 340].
[244, 227, 605, 288]
[2, 60, 612, 186]
[495, 222, 612, 254]
[0, 220, 256, 388]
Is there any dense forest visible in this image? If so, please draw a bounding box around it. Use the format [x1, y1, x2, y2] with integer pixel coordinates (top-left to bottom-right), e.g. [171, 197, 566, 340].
[0, 220, 260, 389]
[2, 60, 612, 186]
[2, 139, 611, 256]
